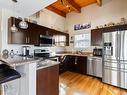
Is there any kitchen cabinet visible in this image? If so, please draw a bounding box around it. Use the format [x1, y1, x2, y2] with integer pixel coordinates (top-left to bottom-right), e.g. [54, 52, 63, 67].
[91, 29, 103, 46]
[37, 65, 59, 95]
[76, 56, 87, 74]
[60, 55, 87, 75]
[59, 55, 71, 74]
[91, 24, 127, 46]
[68, 56, 87, 74]
[8, 17, 40, 45]
[8, 17, 69, 46]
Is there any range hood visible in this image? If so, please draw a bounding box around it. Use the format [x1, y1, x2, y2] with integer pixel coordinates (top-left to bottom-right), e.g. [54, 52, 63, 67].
[0, 0, 57, 16]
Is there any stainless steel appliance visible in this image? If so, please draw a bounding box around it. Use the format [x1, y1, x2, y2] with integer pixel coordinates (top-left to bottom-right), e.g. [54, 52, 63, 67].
[93, 48, 102, 57]
[87, 57, 102, 78]
[39, 35, 54, 46]
[22, 46, 30, 56]
[34, 49, 59, 62]
[103, 31, 127, 89]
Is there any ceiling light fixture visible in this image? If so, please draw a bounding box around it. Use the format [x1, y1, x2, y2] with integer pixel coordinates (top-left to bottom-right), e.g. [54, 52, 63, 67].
[60, 0, 71, 12]
[11, 0, 18, 32]
[19, 18, 28, 29]
[68, 7, 71, 12]
[66, 5, 69, 8]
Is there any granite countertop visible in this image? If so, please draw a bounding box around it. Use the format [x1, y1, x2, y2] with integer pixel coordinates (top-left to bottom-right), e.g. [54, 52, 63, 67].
[0, 55, 60, 69]
[37, 59, 59, 70]
[0, 55, 40, 67]
[55, 52, 93, 57]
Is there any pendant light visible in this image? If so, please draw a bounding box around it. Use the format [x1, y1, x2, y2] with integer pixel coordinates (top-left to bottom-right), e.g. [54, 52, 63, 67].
[11, 0, 18, 32]
[19, 18, 28, 29]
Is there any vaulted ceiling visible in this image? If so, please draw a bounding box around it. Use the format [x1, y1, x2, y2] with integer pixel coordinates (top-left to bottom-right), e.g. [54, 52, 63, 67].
[46, 0, 102, 17]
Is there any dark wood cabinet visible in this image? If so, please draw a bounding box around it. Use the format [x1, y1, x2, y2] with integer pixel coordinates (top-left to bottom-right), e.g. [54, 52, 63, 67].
[91, 29, 103, 46]
[37, 65, 59, 95]
[75, 56, 87, 74]
[91, 24, 127, 46]
[8, 17, 69, 46]
[59, 55, 87, 75]
[8, 17, 40, 45]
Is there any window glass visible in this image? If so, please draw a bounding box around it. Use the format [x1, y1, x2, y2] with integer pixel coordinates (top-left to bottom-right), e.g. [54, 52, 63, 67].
[54, 35, 66, 46]
[74, 33, 90, 48]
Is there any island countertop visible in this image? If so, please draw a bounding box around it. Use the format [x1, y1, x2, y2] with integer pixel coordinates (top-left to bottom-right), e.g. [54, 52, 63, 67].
[0, 55, 40, 67]
[0, 55, 60, 69]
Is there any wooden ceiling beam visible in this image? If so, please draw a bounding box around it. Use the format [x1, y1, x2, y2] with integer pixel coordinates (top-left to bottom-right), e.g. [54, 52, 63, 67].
[96, 0, 102, 6]
[46, 5, 66, 18]
[65, 0, 81, 13]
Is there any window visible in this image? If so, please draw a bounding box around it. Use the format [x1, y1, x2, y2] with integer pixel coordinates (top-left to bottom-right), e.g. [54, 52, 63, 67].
[54, 35, 66, 46]
[74, 33, 90, 48]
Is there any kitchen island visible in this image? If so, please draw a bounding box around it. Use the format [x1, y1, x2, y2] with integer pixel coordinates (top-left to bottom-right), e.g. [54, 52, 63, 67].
[0, 55, 59, 95]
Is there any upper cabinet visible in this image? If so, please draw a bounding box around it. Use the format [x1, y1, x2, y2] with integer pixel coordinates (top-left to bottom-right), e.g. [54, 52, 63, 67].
[91, 24, 127, 46]
[8, 17, 69, 46]
[91, 29, 103, 46]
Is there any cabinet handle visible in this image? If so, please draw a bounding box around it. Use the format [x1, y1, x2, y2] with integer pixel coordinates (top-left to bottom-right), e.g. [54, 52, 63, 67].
[28, 37, 30, 43]
[26, 37, 27, 43]
[75, 57, 78, 64]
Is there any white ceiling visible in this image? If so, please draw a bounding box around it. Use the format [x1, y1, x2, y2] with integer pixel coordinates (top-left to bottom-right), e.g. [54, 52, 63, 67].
[0, 0, 57, 17]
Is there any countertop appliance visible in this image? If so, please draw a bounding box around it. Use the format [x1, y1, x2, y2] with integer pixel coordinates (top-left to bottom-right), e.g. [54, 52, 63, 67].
[39, 35, 54, 46]
[87, 56, 102, 78]
[103, 31, 127, 89]
[34, 49, 59, 62]
[21, 46, 30, 56]
[93, 48, 102, 57]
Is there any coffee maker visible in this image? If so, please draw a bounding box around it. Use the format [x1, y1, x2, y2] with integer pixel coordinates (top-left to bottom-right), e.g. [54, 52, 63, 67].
[22, 46, 30, 56]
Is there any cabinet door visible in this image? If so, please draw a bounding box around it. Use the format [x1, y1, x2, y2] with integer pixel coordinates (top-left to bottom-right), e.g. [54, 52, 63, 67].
[91, 29, 102, 46]
[37, 65, 59, 95]
[76, 56, 87, 74]
[67, 56, 76, 72]
[37, 67, 49, 95]
[10, 30, 28, 44]
[8, 17, 28, 44]
[28, 23, 40, 45]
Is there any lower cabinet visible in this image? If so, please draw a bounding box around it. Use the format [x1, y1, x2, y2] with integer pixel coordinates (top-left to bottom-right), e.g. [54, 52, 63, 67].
[60, 55, 87, 75]
[37, 65, 59, 95]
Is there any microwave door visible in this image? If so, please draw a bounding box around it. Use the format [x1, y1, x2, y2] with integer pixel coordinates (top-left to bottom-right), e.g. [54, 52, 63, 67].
[103, 32, 118, 61]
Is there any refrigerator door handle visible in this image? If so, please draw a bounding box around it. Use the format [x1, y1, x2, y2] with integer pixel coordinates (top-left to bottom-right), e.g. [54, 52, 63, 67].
[122, 31, 125, 60]
[118, 32, 121, 60]
[115, 32, 118, 60]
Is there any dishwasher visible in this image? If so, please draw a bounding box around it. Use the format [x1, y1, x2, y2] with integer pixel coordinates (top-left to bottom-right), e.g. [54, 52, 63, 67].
[87, 57, 102, 78]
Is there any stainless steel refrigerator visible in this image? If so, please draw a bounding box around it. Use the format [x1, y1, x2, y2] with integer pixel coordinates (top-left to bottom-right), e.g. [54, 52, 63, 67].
[103, 30, 127, 89]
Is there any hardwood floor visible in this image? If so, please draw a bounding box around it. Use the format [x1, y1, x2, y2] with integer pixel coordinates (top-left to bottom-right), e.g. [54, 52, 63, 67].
[59, 71, 127, 95]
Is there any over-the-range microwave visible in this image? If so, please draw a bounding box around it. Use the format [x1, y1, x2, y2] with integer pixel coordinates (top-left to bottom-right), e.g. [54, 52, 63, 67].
[39, 35, 55, 46]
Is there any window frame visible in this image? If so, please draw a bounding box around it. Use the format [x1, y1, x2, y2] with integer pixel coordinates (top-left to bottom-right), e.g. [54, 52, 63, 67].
[74, 32, 91, 49]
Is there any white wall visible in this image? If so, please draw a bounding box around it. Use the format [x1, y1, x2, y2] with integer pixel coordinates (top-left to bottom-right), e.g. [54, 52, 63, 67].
[30, 9, 66, 32]
[0, 9, 2, 53]
[65, 0, 127, 52]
